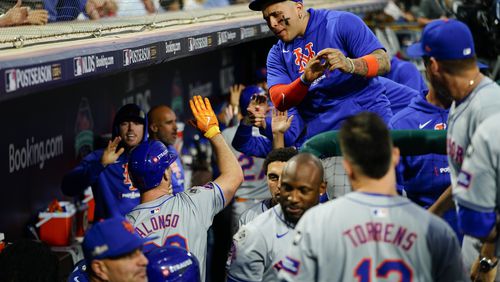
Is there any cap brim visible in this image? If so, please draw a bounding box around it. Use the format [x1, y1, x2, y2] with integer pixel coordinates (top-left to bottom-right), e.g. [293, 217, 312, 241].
[406, 42, 425, 58]
[477, 61, 488, 70]
[249, 0, 284, 11]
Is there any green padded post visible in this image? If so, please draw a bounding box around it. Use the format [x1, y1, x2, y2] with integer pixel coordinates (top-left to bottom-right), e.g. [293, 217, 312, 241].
[300, 130, 447, 157]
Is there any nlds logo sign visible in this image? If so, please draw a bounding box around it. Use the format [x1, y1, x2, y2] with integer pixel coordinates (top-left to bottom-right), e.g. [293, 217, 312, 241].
[74, 55, 115, 76]
[5, 64, 61, 93]
[217, 31, 237, 45]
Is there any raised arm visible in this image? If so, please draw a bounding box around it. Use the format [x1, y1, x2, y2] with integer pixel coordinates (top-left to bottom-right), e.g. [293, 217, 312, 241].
[189, 96, 243, 205]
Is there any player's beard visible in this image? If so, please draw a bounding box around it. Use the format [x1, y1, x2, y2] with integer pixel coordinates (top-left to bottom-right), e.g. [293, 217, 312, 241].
[428, 72, 454, 105]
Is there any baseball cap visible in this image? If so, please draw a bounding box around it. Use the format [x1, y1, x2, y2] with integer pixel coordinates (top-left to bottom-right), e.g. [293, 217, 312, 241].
[82, 217, 149, 263]
[114, 104, 146, 125]
[240, 85, 266, 115]
[128, 140, 178, 192]
[406, 19, 475, 60]
[249, 0, 302, 11]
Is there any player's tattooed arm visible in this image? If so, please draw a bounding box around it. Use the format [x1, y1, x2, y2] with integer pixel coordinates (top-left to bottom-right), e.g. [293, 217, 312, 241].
[350, 49, 391, 76]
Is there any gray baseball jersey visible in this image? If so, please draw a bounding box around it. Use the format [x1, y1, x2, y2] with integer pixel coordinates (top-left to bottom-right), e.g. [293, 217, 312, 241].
[222, 126, 269, 200]
[126, 182, 225, 281]
[278, 192, 467, 282]
[227, 205, 295, 282]
[238, 198, 273, 228]
[447, 77, 500, 188]
[453, 113, 500, 254]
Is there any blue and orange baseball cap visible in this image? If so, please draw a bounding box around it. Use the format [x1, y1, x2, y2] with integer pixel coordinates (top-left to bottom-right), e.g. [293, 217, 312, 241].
[82, 217, 149, 263]
[249, 0, 302, 11]
[407, 19, 475, 60]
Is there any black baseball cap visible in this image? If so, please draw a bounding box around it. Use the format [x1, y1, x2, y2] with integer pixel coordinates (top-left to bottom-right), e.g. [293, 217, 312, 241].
[114, 104, 146, 125]
[249, 0, 302, 11]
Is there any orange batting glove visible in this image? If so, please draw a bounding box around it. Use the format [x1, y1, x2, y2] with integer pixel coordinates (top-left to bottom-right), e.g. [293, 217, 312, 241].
[189, 95, 220, 138]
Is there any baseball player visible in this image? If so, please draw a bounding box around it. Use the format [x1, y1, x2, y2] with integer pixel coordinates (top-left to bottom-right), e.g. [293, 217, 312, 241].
[221, 86, 272, 232]
[383, 56, 428, 93]
[238, 147, 298, 227]
[407, 19, 500, 279]
[453, 113, 500, 281]
[278, 112, 466, 281]
[231, 85, 305, 158]
[126, 96, 243, 281]
[148, 105, 185, 194]
[380, 77, 419, 115]
[389, 87, 461, 241]
[62, 104, 148, 220]
[227, 153, 326, 281]
[77, 217, 149, 282]
[249, 0, 393, 140]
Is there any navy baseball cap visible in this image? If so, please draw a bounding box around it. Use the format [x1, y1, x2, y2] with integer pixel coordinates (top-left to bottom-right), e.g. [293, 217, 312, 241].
[82, 217, 149, 263]
[129, 140, 177, 192]
[249, 0, 302, 11]
[407, 19, 475, 60]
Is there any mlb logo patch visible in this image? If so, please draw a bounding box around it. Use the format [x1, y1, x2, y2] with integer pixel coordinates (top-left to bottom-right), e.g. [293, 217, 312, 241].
[123, 49, 132, 66]
[457, 170, 472, 188]
[150, 207, 160, 214]
[73, 57, 83, 76]
[372, 208, 388, 218]
[5, 69, 17, 93]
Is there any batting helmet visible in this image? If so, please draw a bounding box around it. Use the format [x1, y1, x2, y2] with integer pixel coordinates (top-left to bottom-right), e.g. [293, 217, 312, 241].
[146, 246, 201, 282]
[128, 141, 177, 192]
[240, 85, 266, 116]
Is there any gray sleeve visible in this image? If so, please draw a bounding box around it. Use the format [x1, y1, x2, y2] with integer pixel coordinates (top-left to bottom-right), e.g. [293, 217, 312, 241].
[278, 211, 317, 281]
[226, 226, 267, 282]
[453, 123, 499, 212]
[427, 216, 468, 281]
[188, 182, 225, 228]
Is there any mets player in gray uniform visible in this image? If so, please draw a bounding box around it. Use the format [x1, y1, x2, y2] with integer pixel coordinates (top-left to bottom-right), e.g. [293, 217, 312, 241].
[279, 112, 467, 282]
[453, 113, 500, 281]
[238, 147, 298, 227]
[227, 153, 326, 281]
[126, 96, 243, 281]
[407, 19, 500, 280]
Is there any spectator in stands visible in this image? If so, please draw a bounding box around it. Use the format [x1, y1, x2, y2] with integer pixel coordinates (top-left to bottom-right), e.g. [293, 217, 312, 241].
[416, 0, 448, 26]
[62, 104, 147, 221]
[44, 0, 117, 22]
[0, 0, 48, 27]
[148, 105, 185, 194]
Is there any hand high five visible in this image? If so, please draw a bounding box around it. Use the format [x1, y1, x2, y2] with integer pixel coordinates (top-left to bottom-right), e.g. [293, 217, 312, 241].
[189, 96, 220, 138]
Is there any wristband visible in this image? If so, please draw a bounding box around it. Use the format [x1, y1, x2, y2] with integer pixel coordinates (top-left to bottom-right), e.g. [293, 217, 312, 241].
[347, 58, 355, 74]
[204, 126, 221, 139]
[361, 54, 379, 77]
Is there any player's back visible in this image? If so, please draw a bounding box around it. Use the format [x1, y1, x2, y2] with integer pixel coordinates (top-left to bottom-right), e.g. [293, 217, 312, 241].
[289, 192, 466, 281]
[126, 182, 225, 281]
